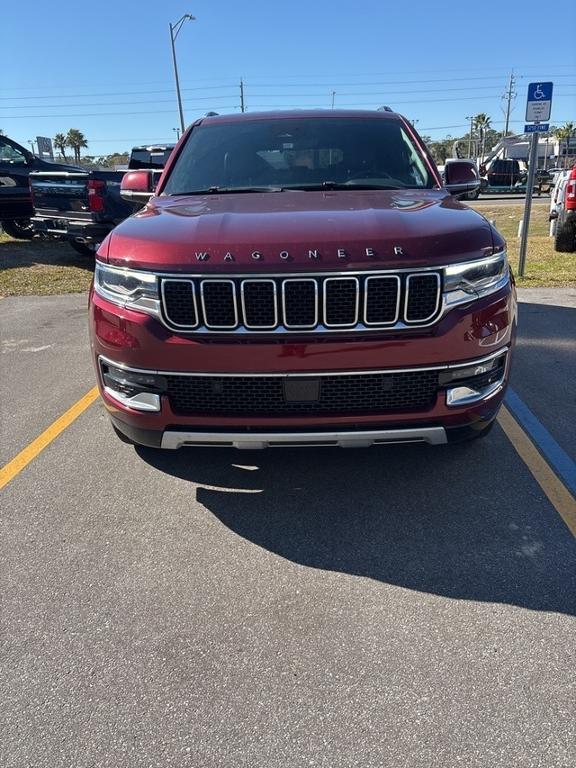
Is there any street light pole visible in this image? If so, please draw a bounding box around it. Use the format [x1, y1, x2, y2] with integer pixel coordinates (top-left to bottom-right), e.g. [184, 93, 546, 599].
[169, 13, 195, 135]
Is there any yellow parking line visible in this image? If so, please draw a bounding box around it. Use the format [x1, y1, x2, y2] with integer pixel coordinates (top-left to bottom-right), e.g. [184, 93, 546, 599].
[498, 405, 576, 538]
[0, 387, 99, 491]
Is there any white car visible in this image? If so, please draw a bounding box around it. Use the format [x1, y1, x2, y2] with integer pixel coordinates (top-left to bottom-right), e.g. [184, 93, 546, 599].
[549, 170, 569, 237]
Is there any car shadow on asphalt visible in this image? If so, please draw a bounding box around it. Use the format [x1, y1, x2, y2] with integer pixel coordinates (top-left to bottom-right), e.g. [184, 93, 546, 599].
[136, 434, 576, 616]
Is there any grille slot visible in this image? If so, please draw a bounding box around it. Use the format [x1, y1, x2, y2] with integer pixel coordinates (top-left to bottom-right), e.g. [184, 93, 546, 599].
[160, 271, 442, 333]
[162, 280, 197, 327]
[283, 279, 317, 328]
[166, 370, 439, 416]
[364, 276, 400, 325]
[241, 280, 277, 329]
[324, 277, 359, 327]
[405, 273, 441, 323]
[201, 280, 237, 329]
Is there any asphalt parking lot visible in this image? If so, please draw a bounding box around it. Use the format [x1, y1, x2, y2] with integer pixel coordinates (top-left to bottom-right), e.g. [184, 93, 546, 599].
[1, 289, 575, 767]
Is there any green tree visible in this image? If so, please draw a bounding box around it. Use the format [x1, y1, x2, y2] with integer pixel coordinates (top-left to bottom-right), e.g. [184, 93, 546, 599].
[554, 122, 575, 139]
[554, 122, 575, 168]
[428, 136, 455, 164]
[54, 132, 68, 161]
[65, 128, 88, 163]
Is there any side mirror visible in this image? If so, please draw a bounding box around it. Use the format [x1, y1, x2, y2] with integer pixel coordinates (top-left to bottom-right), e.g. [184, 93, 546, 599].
[444, 160, 480, 197]
[120, 170, 154, 204]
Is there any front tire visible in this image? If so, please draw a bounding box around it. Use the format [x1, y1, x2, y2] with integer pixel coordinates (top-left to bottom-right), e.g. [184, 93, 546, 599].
[1, 218, 34, 239]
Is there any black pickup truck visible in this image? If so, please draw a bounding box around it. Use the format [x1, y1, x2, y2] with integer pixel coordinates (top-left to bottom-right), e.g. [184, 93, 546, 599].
[0, 134, 80, 239]
[30, 145, 174, 255]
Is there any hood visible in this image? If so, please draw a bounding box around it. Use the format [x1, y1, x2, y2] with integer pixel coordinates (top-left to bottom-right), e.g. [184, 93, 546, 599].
[103, 189, 495, 272]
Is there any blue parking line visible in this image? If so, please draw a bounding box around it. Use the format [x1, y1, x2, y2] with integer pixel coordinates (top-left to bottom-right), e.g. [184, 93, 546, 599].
[505, 388, 576, 497]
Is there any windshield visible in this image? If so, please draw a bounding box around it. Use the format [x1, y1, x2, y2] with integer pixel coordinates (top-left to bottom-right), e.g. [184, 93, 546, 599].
[163, 117, 435, 194]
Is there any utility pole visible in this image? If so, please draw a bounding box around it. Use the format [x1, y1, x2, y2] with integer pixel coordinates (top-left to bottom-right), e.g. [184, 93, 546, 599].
[466, 116, 474, 159]
[502, 70, 516, 139]
[240, 79, 245, 112]
[331, 91, 336, 109]
[173, 127, 181, 140]
[169, 13, 195, 135]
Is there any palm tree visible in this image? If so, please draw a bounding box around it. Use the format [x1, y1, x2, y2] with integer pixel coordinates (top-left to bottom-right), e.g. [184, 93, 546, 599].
[554, 121, 575, 139]
[65, 128, 88, 163]
[54, 133, 68, 161]
[554, 123, 575, 169]
[473, 114, 492, 163]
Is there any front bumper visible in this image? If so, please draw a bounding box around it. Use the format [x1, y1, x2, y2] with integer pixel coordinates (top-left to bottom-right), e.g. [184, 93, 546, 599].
[90, 284, 516, 448]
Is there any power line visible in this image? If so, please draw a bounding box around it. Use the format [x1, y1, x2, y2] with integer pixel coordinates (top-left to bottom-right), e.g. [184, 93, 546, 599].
[5, 83, 575, 111]
[1, 73, 574, 102]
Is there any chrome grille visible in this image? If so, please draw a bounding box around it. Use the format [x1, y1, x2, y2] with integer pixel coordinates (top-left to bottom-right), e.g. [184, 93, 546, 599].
[160, 271, 442, 333]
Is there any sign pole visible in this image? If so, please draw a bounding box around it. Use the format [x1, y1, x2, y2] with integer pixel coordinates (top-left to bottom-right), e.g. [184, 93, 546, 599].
[518, 131, 539, 277]
[519, 82, 553, 278]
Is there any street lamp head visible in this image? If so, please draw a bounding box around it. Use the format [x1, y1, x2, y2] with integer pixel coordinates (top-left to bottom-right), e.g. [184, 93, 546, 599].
[185, 13, 196, 20]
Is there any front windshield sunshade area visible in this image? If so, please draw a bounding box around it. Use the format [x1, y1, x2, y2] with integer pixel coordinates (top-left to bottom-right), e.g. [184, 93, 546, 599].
[162, 117, 434, 194]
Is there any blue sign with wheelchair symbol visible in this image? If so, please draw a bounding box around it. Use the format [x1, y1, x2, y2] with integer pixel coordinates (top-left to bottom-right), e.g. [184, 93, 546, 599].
[526, 82, 553, 122]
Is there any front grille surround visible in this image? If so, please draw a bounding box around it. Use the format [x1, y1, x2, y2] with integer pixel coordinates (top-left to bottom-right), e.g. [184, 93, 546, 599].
[159, 269, 444, 334]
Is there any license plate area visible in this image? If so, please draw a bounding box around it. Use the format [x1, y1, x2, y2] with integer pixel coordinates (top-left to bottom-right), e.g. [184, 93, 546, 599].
[283, 378, 321, 402]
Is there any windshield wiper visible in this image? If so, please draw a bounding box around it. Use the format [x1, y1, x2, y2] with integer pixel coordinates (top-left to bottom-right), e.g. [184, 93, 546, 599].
[283, 181, 403, 191]
[171, 186, 284, 195]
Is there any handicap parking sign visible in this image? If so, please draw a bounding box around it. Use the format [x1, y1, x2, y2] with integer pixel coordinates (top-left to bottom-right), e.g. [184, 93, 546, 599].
[525, 82, 553, 122]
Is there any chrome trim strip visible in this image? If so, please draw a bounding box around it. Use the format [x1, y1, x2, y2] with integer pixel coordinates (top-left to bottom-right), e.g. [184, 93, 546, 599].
[98, 347, 508, 379]
[160, 279, 199, 329]
[200, 279, 238, 329]
[364, 274, 401, 326]
[160, 426, 448, 450]
[404, 272, 442, 324]
[323, 276, 360, 327]
[282, 278, 319, 329]
[240, 279, 278, 329]
[104, 264, 460, 279]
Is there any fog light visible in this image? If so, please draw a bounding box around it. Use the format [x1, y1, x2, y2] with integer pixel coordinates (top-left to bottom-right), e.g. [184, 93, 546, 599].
[100, 361, 166, 412]
[438, 356, 498, 386]
[443, 353, 506, 406]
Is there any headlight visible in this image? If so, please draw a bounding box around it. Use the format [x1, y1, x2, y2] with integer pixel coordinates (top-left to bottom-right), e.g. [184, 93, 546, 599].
[444, 251, 509, 306]
[94, 262, 160, 316]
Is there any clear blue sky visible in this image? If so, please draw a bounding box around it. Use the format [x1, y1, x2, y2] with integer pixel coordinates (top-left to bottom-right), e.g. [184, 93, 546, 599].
[2, 0, 575, 155]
